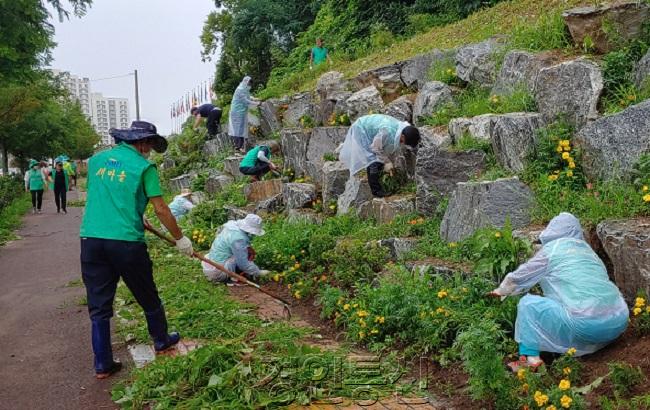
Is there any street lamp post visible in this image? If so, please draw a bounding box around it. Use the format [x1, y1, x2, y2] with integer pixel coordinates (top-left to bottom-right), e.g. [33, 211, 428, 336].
[134, 69, 140, 121]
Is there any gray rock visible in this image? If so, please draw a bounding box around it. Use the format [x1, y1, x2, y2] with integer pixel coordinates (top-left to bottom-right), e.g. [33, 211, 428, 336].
[378, 237, 419, 260]
[353, 63, 405, 101]
[283, 183, 317, 209]
[575, 100, 650, 180]
[597, 218, 650, 301]
[405, 261, 469, 277]
[343, 86, 385, 121]
[635, 49, 650, 89]
[415, 148, 487, 216]
[191, 191, 207, 205]
[492, 50, 557, 95]
[534, 59, 603, 129]
[412, 81, 454, 126]
[202, 133, 234, 157]
[322, 161, 349, 205]
[286, 209, 324, 225]
[382, 95, 414, 123]
[419, 126, 453, 149]
[161, 157, 175, 170]
[490, 113, 545, 172]
[259, 98, 286, 137]
[280, 128, 311, 178]
[563, 2, 650, 54]
[316, 71, 348, 99]
[222, 156, 244, 178]
[337, 175, 374, 215]
[204, 172, 234, 195]
[440, 177, 535, 242]
[224, 205, 250, 220]
[455, 37, 505, 86]
[169, 173, 194, 192]
[244, 180, 283, 203]
[255, 194, 284, 214]
[400, 49, 457, 90]
[448, 114, 498, 143]
[282, 92, 315, 128]
[358, 196, 416, 224]
[305, 126, 349, 184]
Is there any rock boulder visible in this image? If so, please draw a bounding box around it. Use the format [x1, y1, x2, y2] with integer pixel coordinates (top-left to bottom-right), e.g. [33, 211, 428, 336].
[305, 126, 349, 184]
[492, 50, 557, 96]
[440, 177, 535, 242]
[244, 180, 283, 203]
[378, 237, 419, 260]
[575, 100, 650, 180]
[597, 218, 650, 301]
[636, 49, 650, 89]
[490, 113, 545, 172]
[448, 114, 497, 143]
[412, 81, 454, 126]
[337, 175, 373, 216]
[283, 183, 317, 210]
[202, 133, 233, 156]
[169, 173, 195, 192]
[455, 37, 505, 87]
[353, 64, 405, 101]
[280, 128, 311, 178]
[358, 196, 416, 224]
[382, 95, 414, 123]
[222, 156, 244, 178]
[400, 49, 456, 90]
[343, 86, 384, 121]
[204, 172, 234, 195]
[259, 98, 286, 137]
[322, 161, 349, 205]
[282, 92, 315, 128]
[534, 59, 603, 128]
[255, 194, 284, 214]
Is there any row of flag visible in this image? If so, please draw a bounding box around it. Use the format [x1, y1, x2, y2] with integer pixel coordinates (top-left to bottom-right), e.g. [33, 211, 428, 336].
[170, 78, 215, 133]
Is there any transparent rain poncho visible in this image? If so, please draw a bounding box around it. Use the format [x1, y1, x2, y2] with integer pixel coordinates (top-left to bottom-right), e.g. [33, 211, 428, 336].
[338, 114, 409, 175]
[496, 212, 629, 356]
[228, 76, 254, 138]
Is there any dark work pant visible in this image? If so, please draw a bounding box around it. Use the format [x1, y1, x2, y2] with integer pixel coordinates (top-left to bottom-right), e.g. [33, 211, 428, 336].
[54, 185, 67, 211]
[30, 189, 43, 209]
[80, 238, 163, 321]
[207, 108, 222, 137]
[240, 163, 271, 180]
[231, 136, 245, 150]
[367, 162, 386, 197]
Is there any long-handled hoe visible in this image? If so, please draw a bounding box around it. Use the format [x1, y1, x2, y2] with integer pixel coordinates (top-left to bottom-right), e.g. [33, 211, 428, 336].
[145, 224, 292, 319]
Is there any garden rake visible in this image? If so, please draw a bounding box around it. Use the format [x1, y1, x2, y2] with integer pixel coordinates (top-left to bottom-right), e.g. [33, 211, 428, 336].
[144, 224, 292, 319]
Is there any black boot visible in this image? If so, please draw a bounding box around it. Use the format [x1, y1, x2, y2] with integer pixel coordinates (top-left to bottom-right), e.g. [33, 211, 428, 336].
[145, 305, 180, 352]
[91, 319, 122, 379]
[367, 162, 386, 198]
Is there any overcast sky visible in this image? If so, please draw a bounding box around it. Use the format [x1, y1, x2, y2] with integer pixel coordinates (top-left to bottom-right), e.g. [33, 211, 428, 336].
[49, 0, 217, 135]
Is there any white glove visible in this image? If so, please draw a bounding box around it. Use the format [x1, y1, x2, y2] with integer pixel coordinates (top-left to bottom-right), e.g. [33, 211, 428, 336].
[258, 270, 271, 276]
[175, 236, 193, 256]
[383, 162, 395, 175]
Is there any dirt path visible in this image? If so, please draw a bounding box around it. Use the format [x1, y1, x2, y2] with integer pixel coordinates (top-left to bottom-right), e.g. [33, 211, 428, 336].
[0, 190, 123, 410]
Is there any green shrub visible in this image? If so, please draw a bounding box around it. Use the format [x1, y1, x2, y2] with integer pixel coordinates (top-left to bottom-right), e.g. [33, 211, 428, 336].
[0, 175, 23, 212]
[609, 362, 645, 397]
[323, 239, 388, 287]
[508, 10, 572, 51]
[601, 39, 650, 113]
[429, 56, 463, 86]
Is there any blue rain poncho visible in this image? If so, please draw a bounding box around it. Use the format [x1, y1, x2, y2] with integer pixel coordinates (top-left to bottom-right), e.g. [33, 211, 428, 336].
[338, 114, 409, 175]
[205, 221, 260, 277]
[495, 212, 628, 356]
[168, 195, 194, 220]
[227, 76, 254, 139]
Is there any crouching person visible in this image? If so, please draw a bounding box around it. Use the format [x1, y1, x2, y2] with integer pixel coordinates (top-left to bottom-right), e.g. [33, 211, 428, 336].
[489, 212, 628, 372]
[239, 141, 281, 181]
[168, 189, 195, 221]
[202, 214, 269, 283]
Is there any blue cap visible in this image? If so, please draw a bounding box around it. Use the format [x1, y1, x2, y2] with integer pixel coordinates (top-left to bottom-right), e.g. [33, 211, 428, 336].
[109, 121, 168, 153]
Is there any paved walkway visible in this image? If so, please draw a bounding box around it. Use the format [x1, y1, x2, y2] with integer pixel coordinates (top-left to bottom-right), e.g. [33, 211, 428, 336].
[0, 190, 121, 410]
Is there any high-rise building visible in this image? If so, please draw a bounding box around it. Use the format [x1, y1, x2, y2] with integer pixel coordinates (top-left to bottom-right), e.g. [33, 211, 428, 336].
[51, 69, 92, 117]
[90, 93, 130, 146]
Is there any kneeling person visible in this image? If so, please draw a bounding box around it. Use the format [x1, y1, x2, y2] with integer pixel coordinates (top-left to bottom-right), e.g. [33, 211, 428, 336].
[239, 141, 280, 181]
[202, 214, 269, 283]
[168, 189, 195, 221]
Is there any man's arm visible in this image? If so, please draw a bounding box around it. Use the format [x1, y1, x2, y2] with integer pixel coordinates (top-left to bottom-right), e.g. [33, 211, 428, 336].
[150, 196, 183, 240]
[193, 115, 202, 129]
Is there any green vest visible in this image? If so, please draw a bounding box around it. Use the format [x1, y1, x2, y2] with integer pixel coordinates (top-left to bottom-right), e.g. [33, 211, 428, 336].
[80, 143, 156, 242]
[28, 169, 45, 191]
[240, 146, 270, 168]
[49, 168, 69, 191]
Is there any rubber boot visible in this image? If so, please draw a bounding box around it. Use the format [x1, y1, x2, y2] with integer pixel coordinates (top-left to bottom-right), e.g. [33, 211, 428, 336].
[144, 305, 180, 352]
[91, 319, 122, 378]
[367, 162, 386, 198]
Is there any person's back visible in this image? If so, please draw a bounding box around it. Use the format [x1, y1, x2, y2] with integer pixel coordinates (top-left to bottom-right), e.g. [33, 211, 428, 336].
[80, 143, 154, 242]
[197, 103, 214, 117]
[208, 221, 249, 264]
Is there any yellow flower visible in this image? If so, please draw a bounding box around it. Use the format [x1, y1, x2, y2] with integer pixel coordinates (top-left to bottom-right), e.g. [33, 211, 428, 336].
[320, 274, 328, 282]
[353, 303, 359, 308]
[566, 347, 577, 356]
[633, 307, 642, 316]
[563, 145, 571, 152]
[357, 310, 369, 318]
[556, 146, 563, 153]
[193, 230, 199, 236]
[358, 331, 365, 339]
[560, 395, 573, 408]
[635, 297, 646, 308]
[534, 391, 549, 407]
[563, 367, 572, 375]
[374, 316, 385, 324]
[436, 307, 446, 315]
[517, 368, 526, 380]
[358, 318, 366, 327]
[494, 232, 501, 238]
[448, 242, 457, 248]
[370, 328, 379, 334]
[548, 174, 558, 181]
[522, 383, 529, 393]
[627, 94, 637, 101]
[547, 406, 557, 410]
[560, 139, 570, 147]
[558, 379, 571, 390]
[562, 152, 570, 160]
[329, 204, 336, 210]
[437, 290, 448, 299]
[568, 161, 576, 169]
[643, 185, 648, 192]
[272, 274, 280, 282]
[644, 193, 650, 203]
[293, 290, 302, 299]
[287, 284, 292, 290]
[294, 263, 300, 269]
[343, 303, 350, 311]
[290, 255, 295, 260]
[566, 170, 573, 177]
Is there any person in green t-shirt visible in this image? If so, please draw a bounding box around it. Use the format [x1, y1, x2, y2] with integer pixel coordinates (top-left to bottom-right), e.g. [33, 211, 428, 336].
[24, 159, 46, 214]
[310, 38, 331, 70]
[238, 141, 281, 181]
[79, 120, 194, 379]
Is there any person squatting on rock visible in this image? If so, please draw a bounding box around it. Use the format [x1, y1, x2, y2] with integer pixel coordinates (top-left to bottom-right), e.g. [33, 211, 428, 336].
[24, 159, 47, 214]
[191, 103, 222, 138]
[239, 141, 281, 182]
[489, 212, 628, 372]
[168, 188, 195, 221]
[202, 214, 270, 284]
[228, 76, 260, 152]
[79, 121, 194, 379]
[49, 160, 69, 214]
[338, 114, 421, 197]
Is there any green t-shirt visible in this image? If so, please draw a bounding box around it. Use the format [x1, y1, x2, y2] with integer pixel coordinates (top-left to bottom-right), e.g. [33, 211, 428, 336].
[312, 46, 328, 65]
[80, 143, 162, 242]
[240, 146, 271, 168]
[27, 169, 45, 191]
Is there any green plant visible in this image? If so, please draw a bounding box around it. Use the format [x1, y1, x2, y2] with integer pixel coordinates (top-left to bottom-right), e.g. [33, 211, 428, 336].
[370, 22, 395, 49]
[299, 114, 315, 129]
[609, 362, 644, 397]
[66, 199, 86, 207]
[508, 10, 572, 51]
[322, 152, 337, 162]
[323, 239, 388, 288]
[429, 56, 463, 86]
[0, 193, 30, 245]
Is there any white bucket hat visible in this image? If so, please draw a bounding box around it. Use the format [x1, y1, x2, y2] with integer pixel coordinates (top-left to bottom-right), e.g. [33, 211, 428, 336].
[236, 214, 265, 236]
[179, 188, 193, 197]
